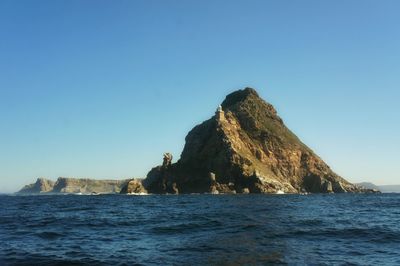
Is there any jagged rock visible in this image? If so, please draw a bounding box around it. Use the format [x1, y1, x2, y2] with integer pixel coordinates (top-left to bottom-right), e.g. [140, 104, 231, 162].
[209, 172, 216, 183]
[18, 178, 55, 194]
[242, 188, 250, 194]
[170, 182, 179, 194]
[163, 153, 173, 168]
[332, 181, 347, 193]
[142, 155, 178, 194]
[210, 187, 219, 194]
[142, 87, 364, 194]
[321, 180, 333, 193]
[120, 179, 147, 194]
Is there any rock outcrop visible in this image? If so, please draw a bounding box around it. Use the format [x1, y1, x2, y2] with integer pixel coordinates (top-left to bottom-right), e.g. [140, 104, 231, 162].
[142, 87, 366, 194]
[18, 177, 130, 194]
[119, 179, 147, 194]
[143, 153, 179, 194]
[18, 178, 55, 194]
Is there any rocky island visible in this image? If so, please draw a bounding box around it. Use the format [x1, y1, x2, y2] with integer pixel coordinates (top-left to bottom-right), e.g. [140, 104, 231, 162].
[19, 88, 375, 195]
[139, 87, 368, 194]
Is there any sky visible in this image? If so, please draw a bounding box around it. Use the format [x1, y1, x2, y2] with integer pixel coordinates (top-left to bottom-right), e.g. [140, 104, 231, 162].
[0, 0, 399, 192]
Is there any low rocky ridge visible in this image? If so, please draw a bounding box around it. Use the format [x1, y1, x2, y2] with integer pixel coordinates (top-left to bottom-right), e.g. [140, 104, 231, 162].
[356, 182, 397, 193]
[18, 177, 130, 194]
[378, 185, 400, 193]
[141, 87, 376, 194]
[356, 182, 381, 191]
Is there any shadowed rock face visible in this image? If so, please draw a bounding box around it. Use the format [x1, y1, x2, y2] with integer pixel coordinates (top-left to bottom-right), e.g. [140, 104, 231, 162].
[143, 87, 364, 194]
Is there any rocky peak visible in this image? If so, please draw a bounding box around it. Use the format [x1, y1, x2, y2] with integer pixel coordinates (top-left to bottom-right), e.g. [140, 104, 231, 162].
[143, 88, 376, 193]
[221, 87, 259, 108]
[141, 87, 367, 194]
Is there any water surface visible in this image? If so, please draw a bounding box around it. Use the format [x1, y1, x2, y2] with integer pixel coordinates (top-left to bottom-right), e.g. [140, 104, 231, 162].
[0, 194, 399, 265]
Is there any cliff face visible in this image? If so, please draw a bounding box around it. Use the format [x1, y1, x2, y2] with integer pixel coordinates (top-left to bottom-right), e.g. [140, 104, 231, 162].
[143, 88, 364, 194]
[18, 177, 129, 194]
[18, 178, 55, 194]
[51, 177, 128, 194]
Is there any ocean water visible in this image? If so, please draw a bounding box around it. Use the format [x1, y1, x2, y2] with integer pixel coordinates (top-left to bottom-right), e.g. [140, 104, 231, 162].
[0, 194, 399, 266]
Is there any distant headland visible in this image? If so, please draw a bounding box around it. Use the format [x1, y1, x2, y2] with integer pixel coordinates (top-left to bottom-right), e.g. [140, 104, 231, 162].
[18, 177, 130, 194]
[18, 88, 379, 195]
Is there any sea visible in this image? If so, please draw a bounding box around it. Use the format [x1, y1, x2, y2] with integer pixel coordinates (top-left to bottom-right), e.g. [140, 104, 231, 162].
[0, 193, 399, 266]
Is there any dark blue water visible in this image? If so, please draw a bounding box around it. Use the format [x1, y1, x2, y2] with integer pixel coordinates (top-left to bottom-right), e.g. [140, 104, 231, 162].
[0, 194, 399, 265]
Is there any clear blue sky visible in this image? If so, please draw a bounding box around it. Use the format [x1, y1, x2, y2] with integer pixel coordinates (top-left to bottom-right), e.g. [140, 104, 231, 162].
[1, 0, 399, 192]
